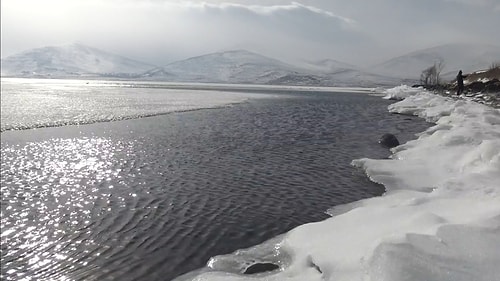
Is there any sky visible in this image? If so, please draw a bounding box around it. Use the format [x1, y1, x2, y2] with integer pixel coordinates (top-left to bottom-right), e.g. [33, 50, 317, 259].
[1, 0, 500, 66]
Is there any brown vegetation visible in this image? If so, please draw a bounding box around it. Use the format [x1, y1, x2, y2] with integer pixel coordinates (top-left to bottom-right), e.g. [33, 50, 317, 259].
[464, 66, 500, 83]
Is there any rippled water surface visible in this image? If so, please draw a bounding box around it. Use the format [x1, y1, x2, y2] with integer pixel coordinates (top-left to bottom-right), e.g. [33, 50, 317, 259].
[1, 81, 430, 281]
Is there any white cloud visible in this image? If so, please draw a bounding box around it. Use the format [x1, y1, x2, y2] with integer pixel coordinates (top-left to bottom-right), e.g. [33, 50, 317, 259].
[1, 0, 499, 66]
[1, 0, 368, 64]
[443, 0, 500, 8]
[203, 1, 356, 25]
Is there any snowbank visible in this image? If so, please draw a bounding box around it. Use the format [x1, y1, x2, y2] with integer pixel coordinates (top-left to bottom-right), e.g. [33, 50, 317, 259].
[182, 86, 500, 281]
[381, 84, 424, 100]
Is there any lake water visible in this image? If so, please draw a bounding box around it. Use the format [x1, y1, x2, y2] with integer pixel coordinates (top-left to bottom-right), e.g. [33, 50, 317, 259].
[0, 79, 430, 281]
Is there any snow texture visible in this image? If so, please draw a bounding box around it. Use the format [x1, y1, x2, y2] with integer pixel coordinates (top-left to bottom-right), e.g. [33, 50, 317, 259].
[179, 86, 500, 281]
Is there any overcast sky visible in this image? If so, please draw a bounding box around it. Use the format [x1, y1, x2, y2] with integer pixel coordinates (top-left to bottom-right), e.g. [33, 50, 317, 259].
[1, 0, 500, 66]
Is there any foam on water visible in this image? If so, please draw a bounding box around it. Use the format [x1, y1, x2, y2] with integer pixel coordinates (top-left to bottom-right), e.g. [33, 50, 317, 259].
[182, 85, 500, 281]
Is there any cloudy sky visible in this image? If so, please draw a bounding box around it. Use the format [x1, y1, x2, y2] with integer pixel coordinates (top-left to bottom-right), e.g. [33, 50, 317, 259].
[1, 0, 499, 66]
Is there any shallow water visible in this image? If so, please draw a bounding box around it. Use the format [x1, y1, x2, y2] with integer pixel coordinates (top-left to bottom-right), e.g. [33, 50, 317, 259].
[1, 87, 430, 281]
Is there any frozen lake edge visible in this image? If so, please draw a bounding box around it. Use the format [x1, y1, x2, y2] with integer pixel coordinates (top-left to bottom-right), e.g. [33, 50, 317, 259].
[181, 85, 500, 281]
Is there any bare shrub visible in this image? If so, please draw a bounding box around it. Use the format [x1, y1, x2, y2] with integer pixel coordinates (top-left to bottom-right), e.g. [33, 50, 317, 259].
[420, 60, 445, 85]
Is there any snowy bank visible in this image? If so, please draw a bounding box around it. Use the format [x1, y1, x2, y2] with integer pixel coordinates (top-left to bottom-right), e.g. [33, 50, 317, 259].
[181, 86, 500, 281]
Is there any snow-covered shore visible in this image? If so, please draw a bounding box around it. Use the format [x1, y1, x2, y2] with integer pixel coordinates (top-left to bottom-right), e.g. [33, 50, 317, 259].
[183, 85, 500, 281]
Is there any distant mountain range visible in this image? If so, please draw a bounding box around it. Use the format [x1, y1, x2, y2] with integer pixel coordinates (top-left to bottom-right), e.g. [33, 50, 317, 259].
[162, 49, 304, 84]
[0, 43, 156, 78]
[2, 43, 499, 86]
[374, 43, 500, 80]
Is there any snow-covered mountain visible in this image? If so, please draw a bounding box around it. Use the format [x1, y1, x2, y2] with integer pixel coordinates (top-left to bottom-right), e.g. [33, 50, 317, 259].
[373, 43, 500, 81]
[303, 59, 357, 73]
[1, 43, 157, 78]
[5, 43, 475, 86]
[160, 50, 307, 84]
[157, 51, 401, 86]
[318, 69, 414, 87]
[296, 59, 407, 86]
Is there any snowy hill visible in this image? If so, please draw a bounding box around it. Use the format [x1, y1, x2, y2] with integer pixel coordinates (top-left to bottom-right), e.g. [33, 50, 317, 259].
[303, 59, 357, 73]
[1, 44, 419, 86]
[300, 59, 407, 86]
[160, 50, 307, 84]
[0, 43, 157, 78]
[373, 43, 500, 81]
[158, 50, 401, 86]
[319, 69, 414, 87]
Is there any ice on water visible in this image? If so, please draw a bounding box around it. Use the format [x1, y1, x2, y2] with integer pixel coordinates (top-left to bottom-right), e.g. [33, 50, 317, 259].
[0, 78, 265, 131]
[185, 85, 500, 281]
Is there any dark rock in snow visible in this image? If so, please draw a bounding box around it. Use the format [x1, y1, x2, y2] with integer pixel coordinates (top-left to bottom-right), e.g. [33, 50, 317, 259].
[468, 81, 486, 92]
[243, 263, 280, 274]
[379, 133, 400, 148]
[484, 79, 500, 93]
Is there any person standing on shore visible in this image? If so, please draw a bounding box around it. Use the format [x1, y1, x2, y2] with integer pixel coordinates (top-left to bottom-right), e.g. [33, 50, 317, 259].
[456, 70, 467, 95]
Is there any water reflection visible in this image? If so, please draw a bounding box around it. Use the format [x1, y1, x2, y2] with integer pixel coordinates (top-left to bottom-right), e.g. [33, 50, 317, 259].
[1, 91, 431, 281]
[1, 137, 131, 281]
[1, 79, 264, 132]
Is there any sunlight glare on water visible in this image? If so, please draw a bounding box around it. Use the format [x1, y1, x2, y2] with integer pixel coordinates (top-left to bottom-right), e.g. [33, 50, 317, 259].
[0, 78, 263, 132]
[1, 137, 134, 281]
[1, 80, 432, 280]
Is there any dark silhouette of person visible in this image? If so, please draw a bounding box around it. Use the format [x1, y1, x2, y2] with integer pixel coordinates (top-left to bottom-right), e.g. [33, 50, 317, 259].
[456, 70, 467, 95]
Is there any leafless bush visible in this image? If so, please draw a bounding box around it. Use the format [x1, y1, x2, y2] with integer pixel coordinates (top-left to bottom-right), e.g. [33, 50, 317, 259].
[420, 60, 445, 85]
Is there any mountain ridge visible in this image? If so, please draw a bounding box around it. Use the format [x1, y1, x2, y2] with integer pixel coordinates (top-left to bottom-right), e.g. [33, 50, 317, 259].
[2, 43, 499, 86]
[160, 49, 305, 84]
[0, 43, 157, 78]
[373, 43, 500, 81]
